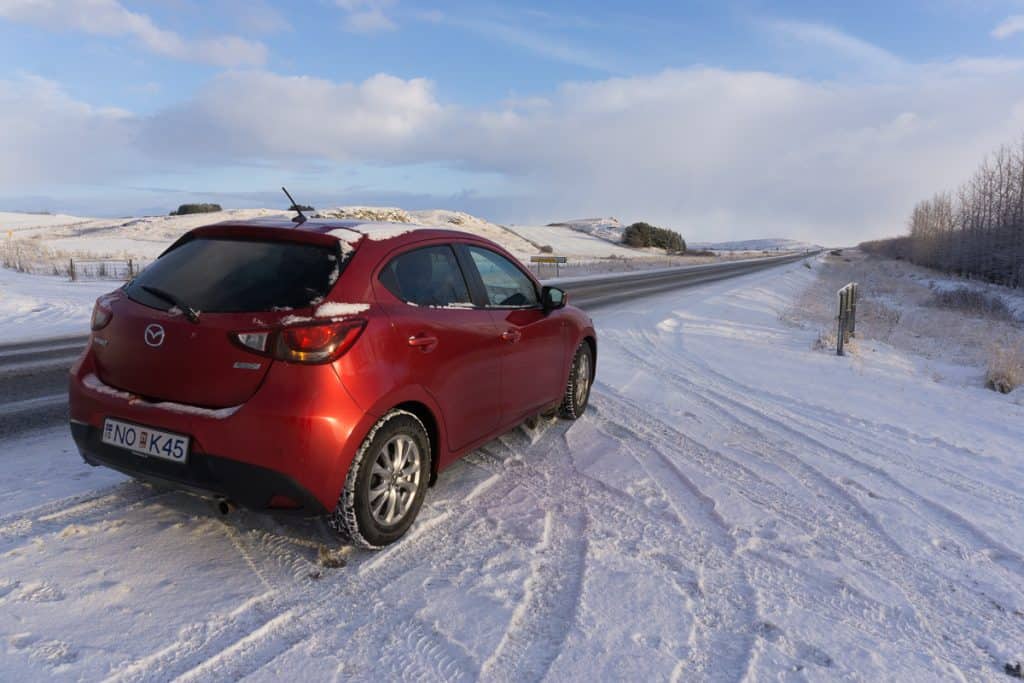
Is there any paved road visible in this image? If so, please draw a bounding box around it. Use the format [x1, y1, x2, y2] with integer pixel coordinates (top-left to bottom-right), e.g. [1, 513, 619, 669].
[0, 253, 814, 438]
[0, 335, 87, 438]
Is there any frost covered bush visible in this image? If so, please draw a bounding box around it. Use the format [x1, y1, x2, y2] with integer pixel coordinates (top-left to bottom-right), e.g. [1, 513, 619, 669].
[812, 328, 837, 352]
[986, 344, 1024, 394]
[930, 286, 1011, 319]
[169, 203, 222, 216]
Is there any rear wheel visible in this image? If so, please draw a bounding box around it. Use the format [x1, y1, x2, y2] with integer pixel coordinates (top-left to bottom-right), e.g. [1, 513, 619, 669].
[329, 410, 431, 549]
[559, 341, 593, 419]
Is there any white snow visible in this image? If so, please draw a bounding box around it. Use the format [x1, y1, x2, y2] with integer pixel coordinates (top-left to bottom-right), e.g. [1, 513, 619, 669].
[506, 224, 642, 258]
[82, 374, 242, 419]
[549, 217, 627, 244]
[314, 303, 369, 318]
[278, 315, 314, 326]
[314, 206, 538, 255]
[1, 257, 1022, 680]
[0, 268, 112, 344]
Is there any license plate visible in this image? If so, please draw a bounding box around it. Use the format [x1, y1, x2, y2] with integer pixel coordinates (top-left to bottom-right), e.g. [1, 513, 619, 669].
[102, 418, 189, 464]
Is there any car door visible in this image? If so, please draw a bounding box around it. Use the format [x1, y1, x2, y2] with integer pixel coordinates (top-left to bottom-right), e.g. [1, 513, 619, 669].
[377, 243, 503, 453]
[459, 244, 566, 423]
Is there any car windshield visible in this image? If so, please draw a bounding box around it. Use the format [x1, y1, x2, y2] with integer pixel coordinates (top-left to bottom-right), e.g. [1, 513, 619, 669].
[126, 237, 342, 313]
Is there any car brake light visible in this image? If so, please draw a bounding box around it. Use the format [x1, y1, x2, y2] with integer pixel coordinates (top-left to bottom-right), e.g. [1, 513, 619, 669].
[91, 301, 112, 331]
[232, 320, 365, 364]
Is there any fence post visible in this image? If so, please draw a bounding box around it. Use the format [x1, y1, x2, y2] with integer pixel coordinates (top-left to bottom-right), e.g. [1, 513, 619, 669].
[69, 258, 76, 282]
[849, 283, 857, 337]
[836, 288, 846, 356]
[128, 259, 134, 280]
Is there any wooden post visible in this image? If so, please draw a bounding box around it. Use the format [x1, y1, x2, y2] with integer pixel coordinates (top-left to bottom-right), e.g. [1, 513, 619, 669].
[69, 258, 76, 282]
[849, 283, 858, 337]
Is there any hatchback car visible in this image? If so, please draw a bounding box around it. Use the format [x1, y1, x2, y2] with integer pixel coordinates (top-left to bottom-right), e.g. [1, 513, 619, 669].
[69, 218, 597, 547]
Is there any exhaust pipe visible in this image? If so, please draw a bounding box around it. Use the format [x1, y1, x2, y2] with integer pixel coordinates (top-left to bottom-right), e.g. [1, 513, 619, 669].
[216, 498, 237, 515]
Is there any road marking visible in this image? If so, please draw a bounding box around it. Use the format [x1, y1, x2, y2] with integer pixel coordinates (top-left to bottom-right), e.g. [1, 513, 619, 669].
[0, 355, 82, 375]
[0, 342, 86, 360]
[0, 393, 67, 417]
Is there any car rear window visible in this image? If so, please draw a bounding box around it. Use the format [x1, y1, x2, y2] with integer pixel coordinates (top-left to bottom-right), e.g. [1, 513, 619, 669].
[126, 237, 342, 313]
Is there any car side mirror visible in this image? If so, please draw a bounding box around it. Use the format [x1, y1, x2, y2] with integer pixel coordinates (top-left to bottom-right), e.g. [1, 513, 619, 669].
[542, 286, 567, 313]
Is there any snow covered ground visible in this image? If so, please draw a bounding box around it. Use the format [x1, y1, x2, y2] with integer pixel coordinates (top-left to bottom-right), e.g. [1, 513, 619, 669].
[547, 217, 627, 244]
[504, 224, 641, 258]
[1, 259, 1022, 680]
[0, 267, 110, 344]
[0, 208, 540, 272]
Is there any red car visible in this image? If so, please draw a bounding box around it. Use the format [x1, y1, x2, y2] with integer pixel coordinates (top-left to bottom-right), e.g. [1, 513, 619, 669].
[68, 218, 596, 548]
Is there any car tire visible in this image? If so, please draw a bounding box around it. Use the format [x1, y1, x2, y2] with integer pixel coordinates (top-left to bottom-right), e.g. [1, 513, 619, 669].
[328, 410, 432, 549]
[559, 341, 593, 420]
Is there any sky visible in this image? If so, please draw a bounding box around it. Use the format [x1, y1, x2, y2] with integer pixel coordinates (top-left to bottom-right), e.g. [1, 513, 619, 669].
[3, 1, 1024, 243]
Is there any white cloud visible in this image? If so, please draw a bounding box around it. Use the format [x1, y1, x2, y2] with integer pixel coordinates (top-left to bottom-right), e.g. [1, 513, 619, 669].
[0, 74, 140, 185]
[993, 15, 1024, 39]
[5, 57, 1024, 243]
[0, 0, 267, 66]
[142, 71, 443, 162]
[335, 0, 397, 33]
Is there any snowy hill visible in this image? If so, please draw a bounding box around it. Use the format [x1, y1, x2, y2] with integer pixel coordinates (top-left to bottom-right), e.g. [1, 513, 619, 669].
[505, 224, 641, 258]
[313, 207, 536, 256]
[0, 207, 543, 268]
[547, 218, 625, 244]
[690, 238, 820, 252]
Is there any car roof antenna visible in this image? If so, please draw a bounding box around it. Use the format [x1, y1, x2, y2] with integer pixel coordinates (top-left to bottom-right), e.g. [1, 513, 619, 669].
[281, 186, 307, 225]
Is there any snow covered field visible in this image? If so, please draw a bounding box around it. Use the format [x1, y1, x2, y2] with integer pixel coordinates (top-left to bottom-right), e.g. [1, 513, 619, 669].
[0, 208, 538, 272]
[0, 267, 110, 344]
[1, 259, 1022, 680]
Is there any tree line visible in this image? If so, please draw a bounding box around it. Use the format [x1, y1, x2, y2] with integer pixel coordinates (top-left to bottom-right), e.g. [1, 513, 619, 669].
[861, 137, 1024, 287]
[622, 222, 687, 253]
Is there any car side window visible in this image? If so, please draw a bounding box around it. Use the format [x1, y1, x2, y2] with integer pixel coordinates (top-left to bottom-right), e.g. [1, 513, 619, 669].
[379, 245, 472, 307]
[467, 246, 539, 307]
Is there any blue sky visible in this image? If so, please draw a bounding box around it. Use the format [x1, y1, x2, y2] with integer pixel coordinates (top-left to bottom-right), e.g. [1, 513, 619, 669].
[2, 0, 1024, 242]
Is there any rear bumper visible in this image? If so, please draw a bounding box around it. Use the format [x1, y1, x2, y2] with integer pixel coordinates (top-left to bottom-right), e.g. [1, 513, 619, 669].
[71, 420, 327, 514]
[67, 344, 379, 514]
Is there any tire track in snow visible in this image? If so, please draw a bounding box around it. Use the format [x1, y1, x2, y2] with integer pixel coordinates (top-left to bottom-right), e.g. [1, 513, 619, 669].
[480, 508, 587, 682]
[605, 333, 1024, 675]
[586, 413, 758, 681]
[104, 594, 286, 683]
[654, 338, 1024, 583]
[106, 445, 519, 682]
[0, 481, 171, 552]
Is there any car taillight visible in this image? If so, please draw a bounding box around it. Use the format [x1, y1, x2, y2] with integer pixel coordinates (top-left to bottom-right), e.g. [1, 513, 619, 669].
[232, 320, 366, 364]
[91, 301, 112, 331]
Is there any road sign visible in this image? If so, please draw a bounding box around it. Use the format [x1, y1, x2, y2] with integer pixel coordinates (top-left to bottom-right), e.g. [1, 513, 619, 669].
[530, 255, 568, 264]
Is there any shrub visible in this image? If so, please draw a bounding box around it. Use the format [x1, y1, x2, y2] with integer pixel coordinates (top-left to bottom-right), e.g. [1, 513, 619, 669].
[859, 237, 912, 260]
[539, 244, 554, 253]
[812, 328, 837, 352]
[289, 204, 314, 212]
[986, 343, 1024, 393]
[169, 203, 222, 216]
[622, 222, 686, 252]
[929, 286, 1012, 319]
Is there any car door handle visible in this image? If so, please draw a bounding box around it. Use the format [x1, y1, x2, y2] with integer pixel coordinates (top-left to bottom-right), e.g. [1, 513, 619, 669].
[408, 334, 439, 352]
[500, 329, 522, 343]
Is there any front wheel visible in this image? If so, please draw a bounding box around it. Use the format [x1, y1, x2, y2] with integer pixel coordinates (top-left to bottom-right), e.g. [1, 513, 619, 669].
[329, 410, 431, 549]
[559, 341, 593, 419]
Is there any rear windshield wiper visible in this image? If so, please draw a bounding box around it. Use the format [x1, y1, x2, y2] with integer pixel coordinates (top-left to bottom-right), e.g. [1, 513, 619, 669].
[141, 285, 201, 323]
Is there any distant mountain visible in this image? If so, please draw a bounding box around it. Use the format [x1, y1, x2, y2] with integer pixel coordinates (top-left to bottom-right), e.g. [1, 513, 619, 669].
[689, 238, 821, 252]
